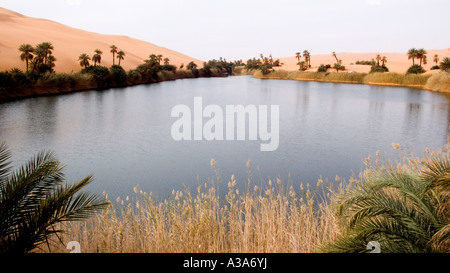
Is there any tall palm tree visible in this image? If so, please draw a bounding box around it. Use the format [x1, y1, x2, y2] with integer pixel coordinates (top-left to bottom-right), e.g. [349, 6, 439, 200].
[18, 44, 34, 72]
[376, 54, 382, 66]
[110, 45, 118, 65]
[0, 143, 109, 253]
[37, 42, 54, 64]
[407, 48, 418, 65]
[303, 50, 311, 67]
[332, 51, 339, 63]
[78, 53, 90, 68]
[381, 56, 387, 66]
[433, 54, 439, 66]
[157, 54, 163, 65]
[321, 157, 450, 253]
[295, 52, 301, 63]
[416, 48, 427, 66]
[117, 51, 125, 66]
[92, 49, 103, 67]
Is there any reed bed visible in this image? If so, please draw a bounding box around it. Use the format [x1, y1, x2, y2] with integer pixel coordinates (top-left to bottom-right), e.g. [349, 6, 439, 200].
[40, 141, 450, 253]
[253, 70, 449, 91]
[44, 172, 342, 253]
[425, 72, 450, 92]
[362, 72, 431, 87]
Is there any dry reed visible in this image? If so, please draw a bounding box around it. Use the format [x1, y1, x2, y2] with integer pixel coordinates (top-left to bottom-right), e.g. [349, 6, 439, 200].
[43, 171, 341, 253]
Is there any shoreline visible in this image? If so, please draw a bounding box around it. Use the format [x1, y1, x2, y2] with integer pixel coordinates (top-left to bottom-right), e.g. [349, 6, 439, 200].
[2, 69, 449, 103]
[250, 69, 450, 93]
[0, 69, 226, 103]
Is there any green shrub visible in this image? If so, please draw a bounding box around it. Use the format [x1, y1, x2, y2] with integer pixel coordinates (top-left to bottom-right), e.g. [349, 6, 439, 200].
[317, 64, 328, 72]
[370, 65, 389, 73]
[109, 65, 127, 86]
[81, 66, 111, 88]
[407, 64, 425, 74]
[440, 57, 450, 71]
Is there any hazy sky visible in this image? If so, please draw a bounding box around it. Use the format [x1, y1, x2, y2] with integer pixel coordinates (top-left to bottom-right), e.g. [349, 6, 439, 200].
[1, 0, 449, 61]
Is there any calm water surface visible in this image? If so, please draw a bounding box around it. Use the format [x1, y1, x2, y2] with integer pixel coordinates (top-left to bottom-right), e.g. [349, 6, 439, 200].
[1, 76, 449, 199]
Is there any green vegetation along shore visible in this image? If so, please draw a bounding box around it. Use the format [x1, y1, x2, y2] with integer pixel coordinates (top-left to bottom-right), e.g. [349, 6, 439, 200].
[0, 42, 236, 102]
[249, 69, 450, 93]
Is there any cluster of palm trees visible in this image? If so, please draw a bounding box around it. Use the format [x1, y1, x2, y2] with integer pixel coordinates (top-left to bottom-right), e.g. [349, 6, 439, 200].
[78, 45, 125, 69]
[375, 54, 387, 67]
[18, 42, 56, 73]
[407, 48, 428, 66]
[295, 50, 311, 71]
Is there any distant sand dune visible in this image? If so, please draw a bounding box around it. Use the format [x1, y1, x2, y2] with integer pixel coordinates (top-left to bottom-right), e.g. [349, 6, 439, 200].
[0, 7, 203, 73]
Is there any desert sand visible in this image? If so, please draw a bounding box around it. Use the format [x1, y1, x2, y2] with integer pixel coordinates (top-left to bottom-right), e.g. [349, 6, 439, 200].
[0, 7, 203, 73]
[1, 7, 448, 75]
[277, 50, 450, 74]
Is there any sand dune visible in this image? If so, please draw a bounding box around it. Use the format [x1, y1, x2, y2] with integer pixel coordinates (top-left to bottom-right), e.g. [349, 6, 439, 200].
[277, 49, 450, 74]
[0, 7, 203, 73]
[1, 7, 448, 75]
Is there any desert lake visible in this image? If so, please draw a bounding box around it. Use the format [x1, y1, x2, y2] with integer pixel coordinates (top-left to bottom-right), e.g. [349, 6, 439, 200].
[1, 75, 449, 199]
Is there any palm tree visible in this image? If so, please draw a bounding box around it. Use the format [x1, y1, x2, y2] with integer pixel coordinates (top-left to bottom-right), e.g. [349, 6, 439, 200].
[440, 57, 450, 71]
[117, 51, 125, 66]
[376, 54, 382, 66]
[407, 48, 418, 65]
[321, 156, 450, 253]
[110, 45, 118, 66]
[303, 50, 311, 67]
[92, 49, 103, 67]
[46, 55, 56, 72]
[0, 143, 109, 253]
[381, 56, 387, 66]
[422, 54, 428, 66]
[433, 54, 439, 66]
[186, 61, 197, 70]
[18, 44, 34, 72]
[163, 58, 170, 65]
[332, 51, 339, 63]
[37, 42, 54, 64]
[416, 48, 427, 66]
[78, 53, 90, 68]
[157, 54, 163, 65]
[295, 52, 301, 63]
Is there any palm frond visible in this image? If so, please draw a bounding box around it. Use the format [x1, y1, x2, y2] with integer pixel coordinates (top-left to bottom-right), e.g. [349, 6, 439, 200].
[325, 154, 449, 253]
[0, 142, 12, 190]
[0, 143, 108, 253]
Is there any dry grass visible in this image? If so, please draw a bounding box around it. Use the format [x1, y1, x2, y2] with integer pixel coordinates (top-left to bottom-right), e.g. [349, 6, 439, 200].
[252, 70, 450, 91]
[42, 169, 342, 253]
[363, 72, 431, 87]
[37, 140, 450, 253]
[425, 72, 450, 92]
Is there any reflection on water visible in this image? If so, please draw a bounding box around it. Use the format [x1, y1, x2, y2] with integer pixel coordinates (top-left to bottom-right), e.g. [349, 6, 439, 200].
[1, 76, 449, 199]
